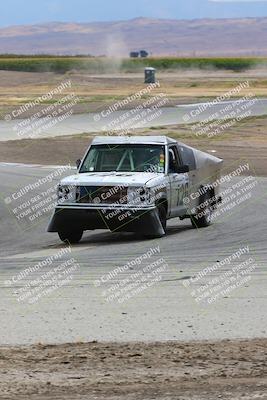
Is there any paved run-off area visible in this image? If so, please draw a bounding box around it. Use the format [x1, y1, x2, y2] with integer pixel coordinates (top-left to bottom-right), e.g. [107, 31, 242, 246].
[0, 163, 266, 345]
[0, 98, 267, 141]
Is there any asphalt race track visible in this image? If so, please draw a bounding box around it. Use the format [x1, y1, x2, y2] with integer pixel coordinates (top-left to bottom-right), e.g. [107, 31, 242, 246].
[0, 163, 266, 345]
[0, 98, 266, 141]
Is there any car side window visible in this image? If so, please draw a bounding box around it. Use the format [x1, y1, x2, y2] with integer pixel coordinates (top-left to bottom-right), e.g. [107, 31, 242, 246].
[178, 145, 196, 171]
[168, 146, 180, 173]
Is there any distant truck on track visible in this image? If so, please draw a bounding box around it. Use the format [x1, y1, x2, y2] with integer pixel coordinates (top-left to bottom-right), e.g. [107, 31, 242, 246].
[130, 50, 149, 58]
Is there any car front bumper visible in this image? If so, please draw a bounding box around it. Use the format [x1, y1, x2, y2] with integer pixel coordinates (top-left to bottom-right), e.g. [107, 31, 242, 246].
[47, 204, 165, 236]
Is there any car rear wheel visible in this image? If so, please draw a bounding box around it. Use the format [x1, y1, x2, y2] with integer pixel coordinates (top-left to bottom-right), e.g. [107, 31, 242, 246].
[58, 230, 83, 244]
[191, 192, 212, 228]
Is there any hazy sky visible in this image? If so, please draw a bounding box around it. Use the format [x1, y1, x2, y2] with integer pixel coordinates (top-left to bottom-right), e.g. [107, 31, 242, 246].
[1, 0, 267, 27]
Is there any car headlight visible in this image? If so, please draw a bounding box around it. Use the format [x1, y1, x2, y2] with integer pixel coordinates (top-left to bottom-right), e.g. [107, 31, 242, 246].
[57, 185, 76, 204]
[127, 186, 152, 206]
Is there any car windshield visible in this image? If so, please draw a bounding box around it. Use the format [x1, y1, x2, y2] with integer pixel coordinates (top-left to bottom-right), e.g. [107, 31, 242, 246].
[80, 144, 165, 173]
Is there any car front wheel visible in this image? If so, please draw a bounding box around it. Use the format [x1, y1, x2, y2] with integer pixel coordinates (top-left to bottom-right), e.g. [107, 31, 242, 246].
[157, 203, 167, 234]
[58, 230, 83, 244]
[144, 202, 167, 239]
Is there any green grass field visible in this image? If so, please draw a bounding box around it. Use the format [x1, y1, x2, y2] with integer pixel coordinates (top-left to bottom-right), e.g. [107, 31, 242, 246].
[0, 56, 265, 73]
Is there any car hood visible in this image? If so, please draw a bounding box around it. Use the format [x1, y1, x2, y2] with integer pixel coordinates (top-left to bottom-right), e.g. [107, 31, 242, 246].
[60, 172, 162, 187]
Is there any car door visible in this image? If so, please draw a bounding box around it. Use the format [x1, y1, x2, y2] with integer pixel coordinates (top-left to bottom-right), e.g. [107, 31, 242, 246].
[168, 145, 189, 217]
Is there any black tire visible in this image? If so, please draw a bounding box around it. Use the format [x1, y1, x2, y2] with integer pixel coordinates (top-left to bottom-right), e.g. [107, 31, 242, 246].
[157, 202, 167, 234]
[191, 192, 212, 228]
[58, 230, 83, 244]
[144, 202, 167, 239]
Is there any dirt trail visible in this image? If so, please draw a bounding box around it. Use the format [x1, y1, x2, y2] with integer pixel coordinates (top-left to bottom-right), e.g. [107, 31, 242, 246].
[1, 339, 267, 399]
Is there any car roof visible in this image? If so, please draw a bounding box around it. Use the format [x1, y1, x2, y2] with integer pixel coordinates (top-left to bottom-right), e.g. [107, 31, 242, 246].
[92, 136, 177, 145]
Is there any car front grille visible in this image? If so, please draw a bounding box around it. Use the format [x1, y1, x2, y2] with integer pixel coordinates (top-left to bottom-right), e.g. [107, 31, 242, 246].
[76, 186, 128, 205]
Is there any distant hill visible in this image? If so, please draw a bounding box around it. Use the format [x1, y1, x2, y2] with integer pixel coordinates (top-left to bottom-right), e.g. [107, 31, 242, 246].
[0, 17, 267, 56]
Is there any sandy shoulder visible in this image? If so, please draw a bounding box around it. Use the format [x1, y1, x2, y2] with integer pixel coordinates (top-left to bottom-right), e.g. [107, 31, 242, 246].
[0, 339, 266, 399]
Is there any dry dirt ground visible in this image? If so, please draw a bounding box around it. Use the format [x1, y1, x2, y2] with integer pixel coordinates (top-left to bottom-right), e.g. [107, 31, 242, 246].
[1, 69, 267, 118]
[0, 339, 266, 400]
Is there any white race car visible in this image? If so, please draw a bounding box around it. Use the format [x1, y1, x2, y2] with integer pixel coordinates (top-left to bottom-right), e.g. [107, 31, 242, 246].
[48, 136, 223, 243]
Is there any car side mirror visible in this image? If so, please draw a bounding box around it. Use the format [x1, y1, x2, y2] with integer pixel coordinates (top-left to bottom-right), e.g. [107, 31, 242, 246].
[177, 165, 189, 173]
[76, 159, 81, 169]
